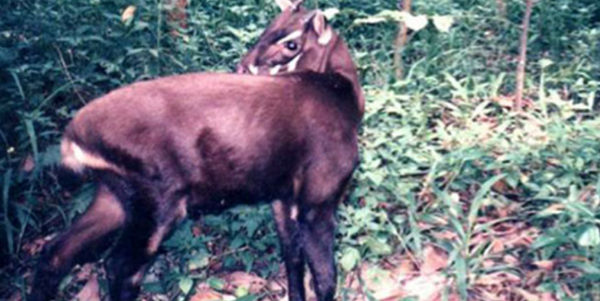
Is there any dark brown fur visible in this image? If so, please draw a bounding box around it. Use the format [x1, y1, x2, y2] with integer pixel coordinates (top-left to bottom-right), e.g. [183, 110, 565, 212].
[30, 2, 362, 301]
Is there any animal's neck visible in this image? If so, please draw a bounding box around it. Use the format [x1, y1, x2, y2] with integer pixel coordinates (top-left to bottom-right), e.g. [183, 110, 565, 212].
[317, 35, 365, 118]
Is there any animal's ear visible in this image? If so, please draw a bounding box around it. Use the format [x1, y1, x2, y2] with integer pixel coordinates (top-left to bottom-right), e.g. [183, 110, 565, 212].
[309, 10, 333, 45]
[275, 0, 303, 11]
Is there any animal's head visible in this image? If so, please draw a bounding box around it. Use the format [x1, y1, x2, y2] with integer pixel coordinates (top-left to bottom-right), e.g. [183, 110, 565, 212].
[237, 0, 365, 116]
[236, 0, 337, 75]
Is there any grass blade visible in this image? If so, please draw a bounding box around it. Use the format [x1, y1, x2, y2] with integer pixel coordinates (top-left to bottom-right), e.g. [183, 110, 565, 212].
[3, 169, 14, 255]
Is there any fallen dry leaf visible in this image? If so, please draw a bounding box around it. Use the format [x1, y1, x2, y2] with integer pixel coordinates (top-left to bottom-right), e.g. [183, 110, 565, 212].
[432, 230, 459, 241]
[503, 254, 519, 266]
[513, 287, 541, 301]
[360, 264, 402, 301]
[533, 260, 554, 271]
[266, 279, 286, 296]
[20, 154, 35, 172]
[421, 245, 448, 274]
[540, 292, 558, 301]
[73, 273, 100, 301]
[476, 272, 521, 286]
[190, 284, 234, 301]
[389, 258, 416, 282]
[74, 264, 94, 282]
[7, 292, 22, 301]
[402, 273, 447, 301]
[223, 271, 267, 294]
[22, 237, 50, 256]
[490, 238, 505, 253]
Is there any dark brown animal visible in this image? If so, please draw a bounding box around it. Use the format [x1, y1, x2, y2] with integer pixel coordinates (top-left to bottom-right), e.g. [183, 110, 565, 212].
[29, 1, 363, 301]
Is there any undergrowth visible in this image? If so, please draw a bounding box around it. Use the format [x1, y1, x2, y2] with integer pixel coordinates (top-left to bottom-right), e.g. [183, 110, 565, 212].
[1, 0, 599, 300]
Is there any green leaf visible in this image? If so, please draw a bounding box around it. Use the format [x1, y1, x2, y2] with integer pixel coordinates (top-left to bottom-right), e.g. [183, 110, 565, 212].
[455, 255, 468, 300]
[404, 14, 428, 31]
[178, 277, 194, 294]
[468, 174, 505, 229]
[432, 15, 454, 33]
[322, 8, 340, 20]
[339, 247, 361, 272]
[235, 294, 258, 301]
[539, 59, 554, 69]
[235, 286, 250, 297]
[578, 225, 600, 247]
[531, 234, 567, 250]
[207, 277, 226, 290]
[365, 237, 392, 256]
[188, 252, 210, 270]
[568, 261, 600, 275]
[3, 170, 14, 255]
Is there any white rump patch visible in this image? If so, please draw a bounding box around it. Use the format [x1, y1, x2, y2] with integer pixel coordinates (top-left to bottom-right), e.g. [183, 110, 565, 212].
[61, 139, 120, 173]
[277, 30, 303, 44]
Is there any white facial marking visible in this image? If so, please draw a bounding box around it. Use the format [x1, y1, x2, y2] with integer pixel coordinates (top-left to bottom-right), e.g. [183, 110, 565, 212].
[248, 64, 259, 75]
[290, 205, 298, 221]
[269, 64, 282, 75]
[318, 28, 333, 45]
[286, 54, 302, 72]
[277, 30, 303, 44]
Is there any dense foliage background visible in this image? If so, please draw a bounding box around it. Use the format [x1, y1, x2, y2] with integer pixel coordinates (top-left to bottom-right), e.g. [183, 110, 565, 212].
[1, 0, 600, 300]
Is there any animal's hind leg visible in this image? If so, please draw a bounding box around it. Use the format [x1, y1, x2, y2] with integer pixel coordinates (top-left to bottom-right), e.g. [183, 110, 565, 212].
[29, 184, 126, 301]
[300, 171, 353, 301]
[106, 195, 187, 301]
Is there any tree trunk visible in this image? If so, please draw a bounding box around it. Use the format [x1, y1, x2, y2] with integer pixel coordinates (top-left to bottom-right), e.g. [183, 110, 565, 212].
[393, 0, 412, 80]
[514, 0, 534, 111]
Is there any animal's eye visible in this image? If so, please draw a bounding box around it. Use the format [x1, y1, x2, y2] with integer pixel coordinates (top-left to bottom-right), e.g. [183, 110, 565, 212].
[285, 41, 298, 51]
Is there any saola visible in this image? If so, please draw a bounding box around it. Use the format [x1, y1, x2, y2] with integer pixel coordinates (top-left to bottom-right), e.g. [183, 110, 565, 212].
[29, 1, 363, 301]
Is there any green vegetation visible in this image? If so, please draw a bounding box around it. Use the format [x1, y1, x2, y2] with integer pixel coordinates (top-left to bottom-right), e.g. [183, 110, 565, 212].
[1, 0, 599, 300]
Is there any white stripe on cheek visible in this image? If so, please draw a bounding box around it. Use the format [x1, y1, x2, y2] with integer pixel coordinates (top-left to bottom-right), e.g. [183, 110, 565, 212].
[276, 30, 303, 44]
[286, 54, 302, 72]
[269, 64, 281, 75]
[248, 64, 259, 75]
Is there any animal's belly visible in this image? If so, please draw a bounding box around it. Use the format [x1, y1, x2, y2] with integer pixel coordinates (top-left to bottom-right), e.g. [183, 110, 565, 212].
[187, 184, 273, 212]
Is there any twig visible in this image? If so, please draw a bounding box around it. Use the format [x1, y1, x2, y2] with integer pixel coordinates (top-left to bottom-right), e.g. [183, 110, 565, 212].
[53, 44, 86, 106]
